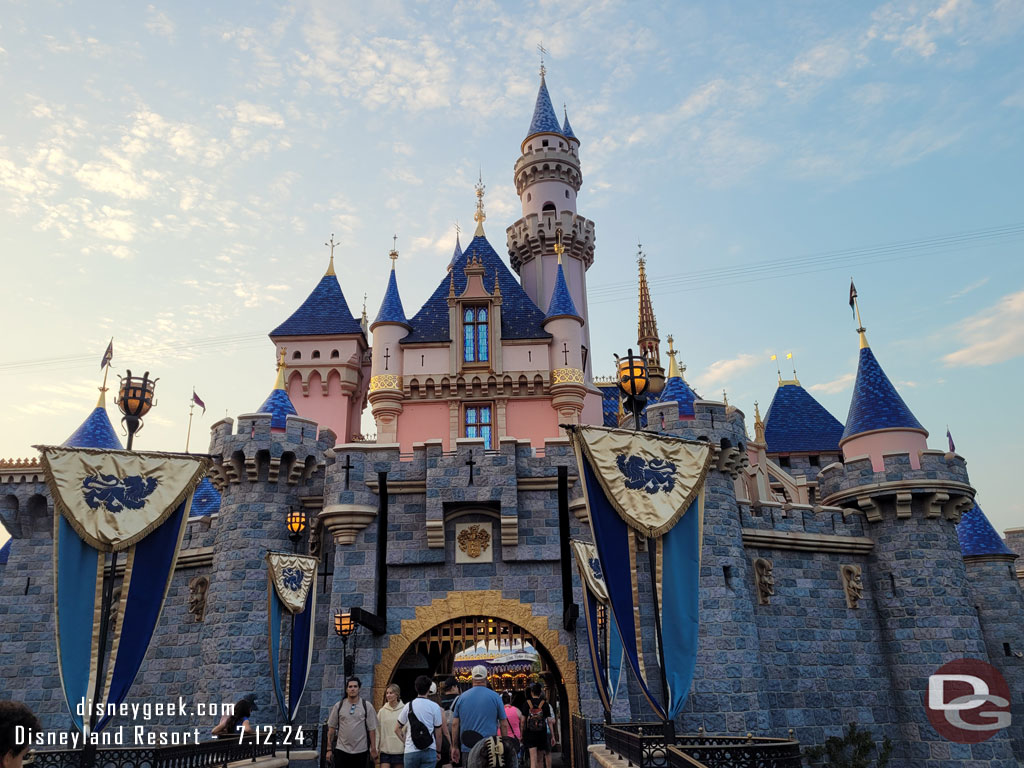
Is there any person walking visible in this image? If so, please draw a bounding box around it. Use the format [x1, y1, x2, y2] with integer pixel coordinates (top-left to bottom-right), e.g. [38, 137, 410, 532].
[501, 693, 522, 742]
[521, 684, 555, 768]
[450, 666, 509, 766]
[378, 684, 406, 768]
[397, 675, 444, 768]
[0, 701, 40, 768]
[328, 677, 379, 768]
[438, 678, 460, 768]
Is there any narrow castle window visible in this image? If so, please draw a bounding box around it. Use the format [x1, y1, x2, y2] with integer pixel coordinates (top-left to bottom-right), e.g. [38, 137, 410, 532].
[465, 404, 493, 449]
[292, 351, 301, 360]
[565, 190, 570, 198]
[312, 350, 320, 359]
[463, 306, 489, 363]
[542, 202, 556, 213]
[778, 456, 790, 469]
[808, 455, 820, 466]
[527, 193, 532, 202]
[542, 139, 549, 147]
[331, 349, 339, 359]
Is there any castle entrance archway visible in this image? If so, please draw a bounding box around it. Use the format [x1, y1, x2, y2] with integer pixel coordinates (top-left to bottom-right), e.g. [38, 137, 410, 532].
[373, 591, 578, 741]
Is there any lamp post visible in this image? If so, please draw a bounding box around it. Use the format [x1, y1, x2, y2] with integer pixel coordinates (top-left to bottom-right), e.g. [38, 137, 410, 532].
[335, 610, 356, 677]
[286, 507, 307, 553]
[116, 370, 158, 450]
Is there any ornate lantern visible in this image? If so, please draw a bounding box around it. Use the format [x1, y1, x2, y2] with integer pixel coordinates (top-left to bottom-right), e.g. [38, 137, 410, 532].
[286, 507, 307, 547]
[116, 369, 158, 450]
[335, 610, 357, 677]
[616, 349, 649, 428]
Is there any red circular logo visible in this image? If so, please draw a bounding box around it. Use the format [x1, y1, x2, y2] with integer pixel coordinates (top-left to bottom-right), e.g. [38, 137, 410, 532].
[926, 658, 1011, 743]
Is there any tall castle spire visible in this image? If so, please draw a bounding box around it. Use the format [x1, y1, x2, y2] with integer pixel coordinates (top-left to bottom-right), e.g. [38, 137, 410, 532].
[636, 244, 665, 395]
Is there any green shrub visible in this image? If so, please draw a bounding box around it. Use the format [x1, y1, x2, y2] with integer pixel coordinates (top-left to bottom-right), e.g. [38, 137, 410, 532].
[802, 723, 893, 768]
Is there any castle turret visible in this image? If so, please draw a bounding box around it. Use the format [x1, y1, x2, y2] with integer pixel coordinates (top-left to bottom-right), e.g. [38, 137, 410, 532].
[507, 71, 597, 397]
[269, 242, 368, 442]
[203, 357, 335, 726]
[369, 246, 411, 443]
[543, 242, 585, 427]
[839, 303, 927, 470]
[650, 335, 698, 420]
[958, 503, 1024, 757]
[818, 302, 1019, 764]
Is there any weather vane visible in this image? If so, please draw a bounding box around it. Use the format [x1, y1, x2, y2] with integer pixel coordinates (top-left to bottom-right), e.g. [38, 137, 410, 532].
[537, 41, 549, 78]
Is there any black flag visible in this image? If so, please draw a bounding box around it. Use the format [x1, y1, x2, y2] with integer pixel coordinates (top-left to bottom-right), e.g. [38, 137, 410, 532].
[849, 280, 857, 320]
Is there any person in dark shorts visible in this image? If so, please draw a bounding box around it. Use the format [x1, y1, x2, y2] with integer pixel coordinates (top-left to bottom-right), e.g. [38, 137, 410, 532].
[521, 684, 555, 768]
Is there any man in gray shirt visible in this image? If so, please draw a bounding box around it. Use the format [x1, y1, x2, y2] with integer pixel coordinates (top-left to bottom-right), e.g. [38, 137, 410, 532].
[328, 677, 379, 768]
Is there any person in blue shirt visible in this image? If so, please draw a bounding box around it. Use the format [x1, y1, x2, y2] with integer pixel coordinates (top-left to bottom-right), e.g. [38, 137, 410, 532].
[449, 666, 509, 765]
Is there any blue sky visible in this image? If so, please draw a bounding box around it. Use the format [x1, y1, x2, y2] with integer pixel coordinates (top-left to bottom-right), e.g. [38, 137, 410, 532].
[1, 1, 1023, 536]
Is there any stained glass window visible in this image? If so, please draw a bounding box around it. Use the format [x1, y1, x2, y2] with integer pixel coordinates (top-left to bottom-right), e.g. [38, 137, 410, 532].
[463, 306, 489, 363]
[465, 404, 493, 449]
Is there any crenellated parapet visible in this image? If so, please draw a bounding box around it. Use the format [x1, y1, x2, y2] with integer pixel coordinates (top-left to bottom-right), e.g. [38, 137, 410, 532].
[819, 449, 974, 523]
[507, 211, 595, 272]
[206, 413, 335, 491]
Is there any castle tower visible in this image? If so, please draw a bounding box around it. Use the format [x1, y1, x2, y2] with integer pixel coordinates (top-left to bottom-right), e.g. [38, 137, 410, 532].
[957, 503, 1024, 757]
[819, 306, 1020, 765]
[543, 241, 586, 427]
[636, 248, 665, 395]
[202, 360, 334, 725]
[650, 334, 698, 423]
[369, 245, 411, 443]
[269, 242, 369, 442]
[507, 71, 597, 390]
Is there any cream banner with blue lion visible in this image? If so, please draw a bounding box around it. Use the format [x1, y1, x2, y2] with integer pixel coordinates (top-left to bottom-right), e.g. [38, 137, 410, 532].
[266, 552, 318, 723]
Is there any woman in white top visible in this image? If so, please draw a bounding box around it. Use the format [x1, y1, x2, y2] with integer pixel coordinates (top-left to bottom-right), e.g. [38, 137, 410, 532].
[378, 684, 406, 768]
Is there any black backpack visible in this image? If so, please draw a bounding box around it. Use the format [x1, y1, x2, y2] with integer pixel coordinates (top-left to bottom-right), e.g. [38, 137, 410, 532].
[407, 699, 434, 750]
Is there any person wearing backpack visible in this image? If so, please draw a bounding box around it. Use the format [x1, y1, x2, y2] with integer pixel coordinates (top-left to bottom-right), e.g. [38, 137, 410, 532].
[328, 677, 379, 768]
[521, 684, 554, 768]
[397, 675, 444, 768]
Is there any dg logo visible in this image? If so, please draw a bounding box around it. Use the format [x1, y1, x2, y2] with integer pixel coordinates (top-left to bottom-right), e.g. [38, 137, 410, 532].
[927, 658, 1012, 743]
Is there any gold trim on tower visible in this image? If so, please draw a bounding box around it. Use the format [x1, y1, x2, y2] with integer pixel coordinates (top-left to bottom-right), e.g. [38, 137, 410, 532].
[552, 367, 584, 385]
[369, 374, 403, 392]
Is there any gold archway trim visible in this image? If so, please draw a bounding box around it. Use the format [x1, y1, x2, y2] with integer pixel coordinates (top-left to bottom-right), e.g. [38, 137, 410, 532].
[373, 590, 578, 714]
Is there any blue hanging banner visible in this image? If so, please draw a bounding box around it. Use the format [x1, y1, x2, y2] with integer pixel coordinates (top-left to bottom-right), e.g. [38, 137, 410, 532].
[571, 540, 624, 713]
[39, 446, 210, 735]
[569, 425, 709, 719]
[266, 552, 318, 723]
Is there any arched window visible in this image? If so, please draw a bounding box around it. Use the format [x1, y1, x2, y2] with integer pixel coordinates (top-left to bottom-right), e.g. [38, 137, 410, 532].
[311, 350, 320, 359]
[463, 306, 489, 363]
[331, 349, 340, 359]
[292, 351, 301, 360]
[542, 202, 556, 213]
[565, 190, 570, 198]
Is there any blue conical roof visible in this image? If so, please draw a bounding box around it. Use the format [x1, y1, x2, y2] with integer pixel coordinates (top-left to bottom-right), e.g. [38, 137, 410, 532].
[270, 274, 363, 337]
[526, 77, 562, 139]
[764, 383, 845, 454]
[64, 403, 123, 450]
[403, 234, 550, 343]
[189, 477, 221, 518]
[957, 503, 1015, 558]
[562, 110, 578, 141]
[257, 388, 297, 430]
[372, 268, 409, 328]
[448, 234, 463, 269]
[655, 376, 699, 418]
[842, 346, 925, 441]
[545, 262, 581, 321]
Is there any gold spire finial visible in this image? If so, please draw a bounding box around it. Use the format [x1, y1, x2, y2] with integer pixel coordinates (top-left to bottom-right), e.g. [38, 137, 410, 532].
[325, 234, 338, 276]
[666, 334, 683, 379]
[754, 400, 766, 444]
[554, 228, 565, 264]
[473, 172, 486, 236]
[274, 347, 287, 390]
[537, 41, 548, 78]
[389, 234, 399, 270]
[637, 241, 646, 269]
[723, 389, 729, 406]
[851, 278, 869, 348]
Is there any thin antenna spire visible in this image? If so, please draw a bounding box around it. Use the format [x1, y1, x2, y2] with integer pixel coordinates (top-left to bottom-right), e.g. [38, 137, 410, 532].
[325, 234, 338, 276]
[390, 235, 399, 270]
[474, 172, 487, 236]
[537, 41, 549, 78]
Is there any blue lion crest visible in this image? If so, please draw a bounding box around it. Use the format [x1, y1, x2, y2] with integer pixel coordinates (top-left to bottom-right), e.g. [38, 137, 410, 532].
[588, 557, 604, 582]
[82, 473, 159, 513]
[616, 454, 676, 494]
[281, 566, 304, 592]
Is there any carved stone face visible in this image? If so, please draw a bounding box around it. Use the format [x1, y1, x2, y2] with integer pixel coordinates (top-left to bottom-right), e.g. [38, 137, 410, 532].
[754, 558, 774, 605]
[188, 576, 209, 622]
[841, 564, 863, 608]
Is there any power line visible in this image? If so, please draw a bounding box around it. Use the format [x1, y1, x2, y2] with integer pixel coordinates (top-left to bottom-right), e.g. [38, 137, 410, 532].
[588, 222, 1024, 303]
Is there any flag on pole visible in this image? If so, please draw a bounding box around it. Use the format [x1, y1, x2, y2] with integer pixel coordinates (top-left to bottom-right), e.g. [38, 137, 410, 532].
[100, 339, 114, 370]
[849, 280, 858, 319]
[769, 354, 777, 361]
[947, 426, 956, 453]
[786, 353, 793, 360]
[191, 389, 206, 415]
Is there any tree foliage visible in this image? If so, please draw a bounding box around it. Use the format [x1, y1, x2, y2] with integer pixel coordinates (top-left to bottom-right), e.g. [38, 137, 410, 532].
[802, 723, 893, 768]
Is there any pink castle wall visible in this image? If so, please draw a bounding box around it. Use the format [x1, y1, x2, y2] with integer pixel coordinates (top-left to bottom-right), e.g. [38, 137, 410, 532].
[287, 370, 352, 442]
[506, 398, 560, 447]
[841, 429, 928, 471]
[397, 401, 451, 453]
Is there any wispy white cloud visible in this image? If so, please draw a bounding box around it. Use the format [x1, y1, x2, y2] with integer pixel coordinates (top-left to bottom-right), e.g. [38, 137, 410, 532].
[949, 276, 989, 299]
[943, 290, 1024, 366]
[145, 5, 176, 39]
[693, 353, 760, 391]
[809, 372, 856, 394]
[234, 101, 285, 128]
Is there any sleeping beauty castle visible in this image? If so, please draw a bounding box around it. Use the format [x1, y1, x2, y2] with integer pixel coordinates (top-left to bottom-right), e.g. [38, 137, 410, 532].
[2, 68, 1024, 768]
